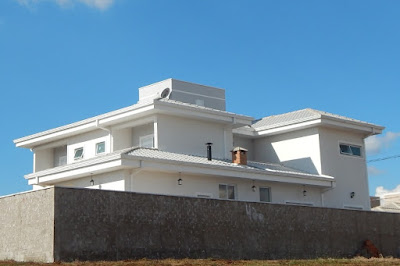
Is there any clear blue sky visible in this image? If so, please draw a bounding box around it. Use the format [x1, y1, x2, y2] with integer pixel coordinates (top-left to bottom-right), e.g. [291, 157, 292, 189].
[1, 0, 399, 196]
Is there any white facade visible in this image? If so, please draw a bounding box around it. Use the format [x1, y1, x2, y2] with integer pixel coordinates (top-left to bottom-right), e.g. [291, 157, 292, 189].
[372, 192, 400, 213]
[14, 78, 384, 210]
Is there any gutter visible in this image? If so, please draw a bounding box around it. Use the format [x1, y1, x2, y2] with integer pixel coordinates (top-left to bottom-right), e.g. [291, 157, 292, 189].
[95, 119, 112, 152]
[320, 181, 336, 207]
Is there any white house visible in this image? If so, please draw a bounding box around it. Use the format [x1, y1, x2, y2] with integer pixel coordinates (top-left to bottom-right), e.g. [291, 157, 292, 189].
[372, 192, 400, 213]
[14, 79, 384, 210]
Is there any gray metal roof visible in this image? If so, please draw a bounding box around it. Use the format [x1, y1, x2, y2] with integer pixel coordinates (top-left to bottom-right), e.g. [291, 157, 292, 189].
[125, 147, 330, 179]
[25, 146, 333, 182]
[251, 108, 383, 131]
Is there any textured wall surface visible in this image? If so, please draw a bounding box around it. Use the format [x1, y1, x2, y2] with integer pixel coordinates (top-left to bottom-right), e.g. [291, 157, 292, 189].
[0, 188, 54, 262]
[53, 187, 400, 262]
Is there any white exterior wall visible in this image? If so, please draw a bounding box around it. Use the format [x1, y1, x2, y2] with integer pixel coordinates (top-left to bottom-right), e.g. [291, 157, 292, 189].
[112, 128, 132, 151]
[33, 149, 54, 172]
[129, 170, 322, 206]
[233, 135, 255, 161]
[318, 127, 370, 210]
[57, 170, 127, 191]
[132, 124, 153, 147]
[254, 128, 322, 175]
[169, 79, 226, 111]
[138, 79, 226, 110]
[157, 114, 229, 159]
[67, 130, 110, 164]
[138, 79, 173, 103]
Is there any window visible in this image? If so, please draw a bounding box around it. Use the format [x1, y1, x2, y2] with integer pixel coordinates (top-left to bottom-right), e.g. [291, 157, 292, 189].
[54, 145, 67, 167]
[96, 141, 105, 155]
[74, 147, 84, 160]
[340, 144, 361, 157]
[219, 184, 236, 200]
[140, 134, 154, 148]
[260, 187, 271, 202]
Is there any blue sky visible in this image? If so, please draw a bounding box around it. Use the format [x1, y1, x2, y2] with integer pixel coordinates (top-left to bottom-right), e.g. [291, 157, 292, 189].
[0, 0, 399, 196]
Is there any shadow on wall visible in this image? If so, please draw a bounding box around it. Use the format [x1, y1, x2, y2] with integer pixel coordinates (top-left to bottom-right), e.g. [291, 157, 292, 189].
[281, 157, 319, 175]
[263, 142, 318, 174]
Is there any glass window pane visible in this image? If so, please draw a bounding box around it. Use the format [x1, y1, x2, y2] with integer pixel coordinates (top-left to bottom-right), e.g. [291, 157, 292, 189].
[228, 185, 235, 200]
[96, 142, 105, 154]
[340, 144, 350, 154]
[74, 148, 83, 159]
[219, 184, 227, 199]
[140, 135, 154, 148]
[350, 146, 361, 156]
[260, 187, 271, 202]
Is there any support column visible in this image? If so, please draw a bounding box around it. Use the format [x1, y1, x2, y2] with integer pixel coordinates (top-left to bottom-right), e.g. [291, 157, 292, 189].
[154, 116, 159, 149]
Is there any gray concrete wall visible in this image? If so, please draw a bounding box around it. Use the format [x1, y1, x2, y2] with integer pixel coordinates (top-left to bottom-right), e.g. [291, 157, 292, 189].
[0, 188, 54, 263]
[53, 187, 400, 262]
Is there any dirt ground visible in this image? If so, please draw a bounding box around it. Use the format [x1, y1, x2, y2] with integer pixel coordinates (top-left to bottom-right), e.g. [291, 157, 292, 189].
[1, 257, 400, 266]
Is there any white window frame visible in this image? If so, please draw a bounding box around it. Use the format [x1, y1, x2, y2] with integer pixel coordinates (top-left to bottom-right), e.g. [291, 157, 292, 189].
[95, 141, 106, 155]
[339, 142, 363, 157]
[74, 147, 84, 160]
[139, 134, 154, 148]
[219, 183, 236, 200]
[259, 187, 272, 203]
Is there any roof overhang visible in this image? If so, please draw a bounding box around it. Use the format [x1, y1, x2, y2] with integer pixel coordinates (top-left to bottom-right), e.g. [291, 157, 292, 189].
[14, 99, 254, 149]
[234, 117, 384, 138]
[26, 151, 335, 188]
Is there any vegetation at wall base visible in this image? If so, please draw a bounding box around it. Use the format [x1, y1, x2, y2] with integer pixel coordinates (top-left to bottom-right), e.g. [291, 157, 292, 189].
[1, 257, 400, 266]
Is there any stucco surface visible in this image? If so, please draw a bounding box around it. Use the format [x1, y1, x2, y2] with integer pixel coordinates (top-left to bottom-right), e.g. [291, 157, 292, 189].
[53, 187, 400, 261]
[0, 188, 54, 262]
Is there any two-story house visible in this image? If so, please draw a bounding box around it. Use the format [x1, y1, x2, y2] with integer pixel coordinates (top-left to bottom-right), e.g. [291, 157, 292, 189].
[14, 79, 384, 210]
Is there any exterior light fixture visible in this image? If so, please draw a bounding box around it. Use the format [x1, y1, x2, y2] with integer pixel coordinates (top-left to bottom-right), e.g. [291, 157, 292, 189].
[206, 142, 213, 161]
[90, 173, 94, 186]
[252, 180, 256, 192]
[350, 192, 355, 198]
[178, 172, 182, 185]
[303, 186, 307, 197]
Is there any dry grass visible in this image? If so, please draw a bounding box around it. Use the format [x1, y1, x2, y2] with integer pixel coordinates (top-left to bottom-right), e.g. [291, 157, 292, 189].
[1, 257, 400, 266]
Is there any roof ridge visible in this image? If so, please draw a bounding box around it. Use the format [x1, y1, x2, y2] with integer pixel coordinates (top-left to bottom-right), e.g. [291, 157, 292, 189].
[257, 108, 319, 121]
[127, 147, 229, 161]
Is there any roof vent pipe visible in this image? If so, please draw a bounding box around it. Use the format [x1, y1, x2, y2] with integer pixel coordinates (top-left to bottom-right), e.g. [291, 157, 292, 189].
[206, 142, 213, 161]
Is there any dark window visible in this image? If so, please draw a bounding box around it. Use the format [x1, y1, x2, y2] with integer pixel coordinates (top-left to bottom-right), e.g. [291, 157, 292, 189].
[260, 187, 271, 202]
[340, 144, 361, 157]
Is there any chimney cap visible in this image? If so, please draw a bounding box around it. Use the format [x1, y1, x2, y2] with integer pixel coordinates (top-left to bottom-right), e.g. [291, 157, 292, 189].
[231, 147, 248, 152]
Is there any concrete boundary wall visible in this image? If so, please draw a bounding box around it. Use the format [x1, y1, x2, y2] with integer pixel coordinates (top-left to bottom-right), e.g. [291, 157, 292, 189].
[0, 188, 55, 262]
[1, 187, 400, 262]
[53, 187, 400, 261]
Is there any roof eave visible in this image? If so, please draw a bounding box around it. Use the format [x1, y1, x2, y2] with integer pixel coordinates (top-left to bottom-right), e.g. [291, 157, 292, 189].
[153, 100, 254, 127]
[235, 117, 384, 138]
[27, 151, 334, 188]
[14, 101, 156, 149]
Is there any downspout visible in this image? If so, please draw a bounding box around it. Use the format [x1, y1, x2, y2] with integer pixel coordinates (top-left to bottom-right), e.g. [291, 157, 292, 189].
[320, 181, 335, 207]
[95, 119, 112, 152]
[129, 160, 143, 191]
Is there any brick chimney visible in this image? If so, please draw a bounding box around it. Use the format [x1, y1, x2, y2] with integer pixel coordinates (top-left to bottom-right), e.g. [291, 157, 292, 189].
[231, 147, 248, 165]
